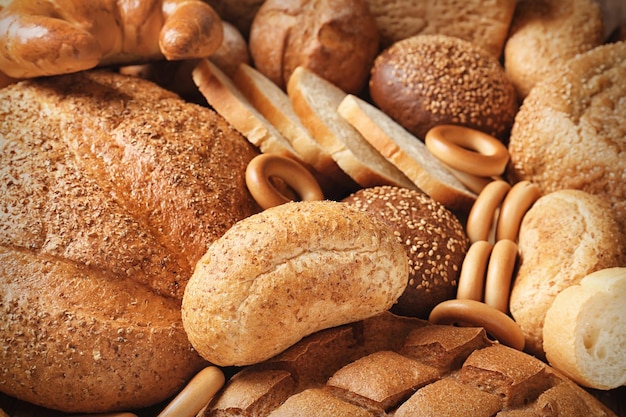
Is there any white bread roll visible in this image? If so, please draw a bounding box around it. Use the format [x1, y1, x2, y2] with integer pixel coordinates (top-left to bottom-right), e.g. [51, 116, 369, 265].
[181, 201, 409, 367]
[543, 267, 626, 390]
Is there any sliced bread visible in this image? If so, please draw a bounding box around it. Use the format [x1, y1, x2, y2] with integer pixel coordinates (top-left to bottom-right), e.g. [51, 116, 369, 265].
[337, 94, 476, 213]
[287, 66, 416, 190]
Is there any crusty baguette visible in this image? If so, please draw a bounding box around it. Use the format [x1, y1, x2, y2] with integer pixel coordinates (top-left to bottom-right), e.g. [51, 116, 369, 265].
[543, 267, 626, 390]
[287, 66, 416, 190]
[0, 70, 261, 413]
[338, 94, 477, 214]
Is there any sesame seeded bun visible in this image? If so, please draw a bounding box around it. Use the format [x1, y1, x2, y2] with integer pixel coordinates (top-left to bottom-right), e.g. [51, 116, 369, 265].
[342, 186, 469, 319]
[369, 34, 519, 141]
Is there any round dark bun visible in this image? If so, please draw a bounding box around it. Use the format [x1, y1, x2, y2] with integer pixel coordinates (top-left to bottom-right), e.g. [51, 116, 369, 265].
[342, 185, 469, 318]
[369, 34, 518, 141]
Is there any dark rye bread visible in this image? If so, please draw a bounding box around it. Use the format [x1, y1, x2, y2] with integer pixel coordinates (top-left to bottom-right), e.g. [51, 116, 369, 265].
[202, 312, 617, 416]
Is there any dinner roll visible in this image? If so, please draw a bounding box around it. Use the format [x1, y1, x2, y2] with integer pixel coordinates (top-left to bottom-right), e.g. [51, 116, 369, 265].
[370, 34, 518, 141]
[343, 186, 469, 319]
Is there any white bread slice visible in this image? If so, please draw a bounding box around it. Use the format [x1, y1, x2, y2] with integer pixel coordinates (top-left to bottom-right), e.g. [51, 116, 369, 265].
[192, 59, 298, 158]
[543, 267, 626, 390]
[232, 63, 358, 197]
[287, 66, 416, 190]
[337, 94, 476, 213]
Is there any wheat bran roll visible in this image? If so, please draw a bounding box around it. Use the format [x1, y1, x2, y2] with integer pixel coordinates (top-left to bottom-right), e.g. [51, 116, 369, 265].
[509, 190, 626, 358]
[370, 34, 518, 141]
[342, 186, 469, 319]
[507, 41, 626, 233]
[504, 0, 604, 98]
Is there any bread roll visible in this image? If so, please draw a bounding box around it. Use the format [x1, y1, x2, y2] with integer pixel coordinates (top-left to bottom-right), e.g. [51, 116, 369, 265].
[342, 186, 469, 319]
[507, 41, 626, 233]
[509, 190, 626, 358]
[364, 0, 516, 57]
[248, 0, 379, 94]
[370, 34, 518, 141]
[0, 70, 261, 413]
[203, 312, 617, 416]
[182, 201, 409, 367]
[543, 267, 626, 390]
[504, 0, 603, 98]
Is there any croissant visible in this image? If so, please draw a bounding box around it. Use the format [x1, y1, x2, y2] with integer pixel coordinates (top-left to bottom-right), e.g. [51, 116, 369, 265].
[0, 0, 223, 79]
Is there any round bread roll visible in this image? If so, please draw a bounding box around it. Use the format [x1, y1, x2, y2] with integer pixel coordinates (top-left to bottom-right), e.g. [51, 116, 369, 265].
[342, 186, 469, 319]
[181, 200, 409, 367]
[509, 190, 626, 358]
[0, 70, 261, 413]
[504, 0, 603, 98]
[369, 34, 518, 141]
[543, 267, 626, 390]
[248, 0, 379, 94]
[205, 0, 264, 36]
[203, 312, 618, 417]
[507, 41, 626, 233]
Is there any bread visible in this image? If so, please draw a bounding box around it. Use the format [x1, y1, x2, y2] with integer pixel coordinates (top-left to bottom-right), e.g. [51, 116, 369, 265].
[0, 0, 224, 79]
[342, 186, 469, 319]
[363, 0, 516, 57]
[369, 34, 519, 141]
[202, 312, 617, 416]
[182, 200, 409, 367]
[543, 267, 626, 390]
[337, 94, 477, 214]
[205, 0, 264, 36]
[248, 0, 379, 94]
[509, 190, 626, 358]
[233, 63, 359, 198]
[504, 0, 604, 98]
[287, 66, 417, 190]
[507, 41, 626, 233]
[0, 70, 261, 413]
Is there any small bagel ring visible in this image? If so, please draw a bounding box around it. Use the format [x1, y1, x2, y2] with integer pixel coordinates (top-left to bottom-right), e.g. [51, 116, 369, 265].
[466, 180, 512, 243]
[496, 181, 541, 241]
[246, 153, 325, 210]
[425, 125, 510, 177]
[429, 299, 525, 351]
[456, 241, 493, 301]
[441, 162, 495, 195]
[484, 239, 518, 313]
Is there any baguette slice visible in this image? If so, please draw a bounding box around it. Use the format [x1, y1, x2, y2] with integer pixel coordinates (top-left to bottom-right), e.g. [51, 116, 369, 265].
[233, 63, 358, 197]
[337, 94, 476, 213]
[543, 267, 626, 390]
[287, 66, 416, 190]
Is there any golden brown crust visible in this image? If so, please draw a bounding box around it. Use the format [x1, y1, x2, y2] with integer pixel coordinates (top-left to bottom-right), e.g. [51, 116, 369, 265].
[369, 34, 519, 141]
[342, 186, 469, 319]
[0, 70, 260, 412]
[507, 41, 626, 232]
[248, 0, 379, 94]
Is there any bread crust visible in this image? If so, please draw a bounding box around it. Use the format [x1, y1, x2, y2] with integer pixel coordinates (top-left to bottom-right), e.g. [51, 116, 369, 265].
[0, 70, 260, 412]
[181, 201, 409, 366]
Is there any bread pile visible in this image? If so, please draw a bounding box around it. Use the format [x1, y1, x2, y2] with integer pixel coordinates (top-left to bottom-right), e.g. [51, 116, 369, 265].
[1, 0, 625, 416]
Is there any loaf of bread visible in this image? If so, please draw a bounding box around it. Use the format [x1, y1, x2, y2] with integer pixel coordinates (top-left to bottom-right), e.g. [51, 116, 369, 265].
[543, 267, 626, 390]
[248, 0, 379, 94]
[370, 34, 519, 141]
[0, 0, 224, 79]
[509, 190, 626, 358]
[507, 41, 626, 233]
[0, 70, 261, 413]
[182, 200, 409, 367]
[342, 186, 469, 319]
[202, 312, 617, 416]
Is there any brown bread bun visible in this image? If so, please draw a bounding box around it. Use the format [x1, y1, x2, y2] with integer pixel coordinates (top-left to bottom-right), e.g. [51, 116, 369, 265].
[507, 41, 626, 233]
[248, 0, 379, 95]
[342, 186, 469, 319]
[504, 0, 603, 98]
[509, 190, 626, 358]
[202, 312, 617, 416]
[369, 34, 518, 141]
[0, 70, 261, 413]
[182, 200, 409, 367]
